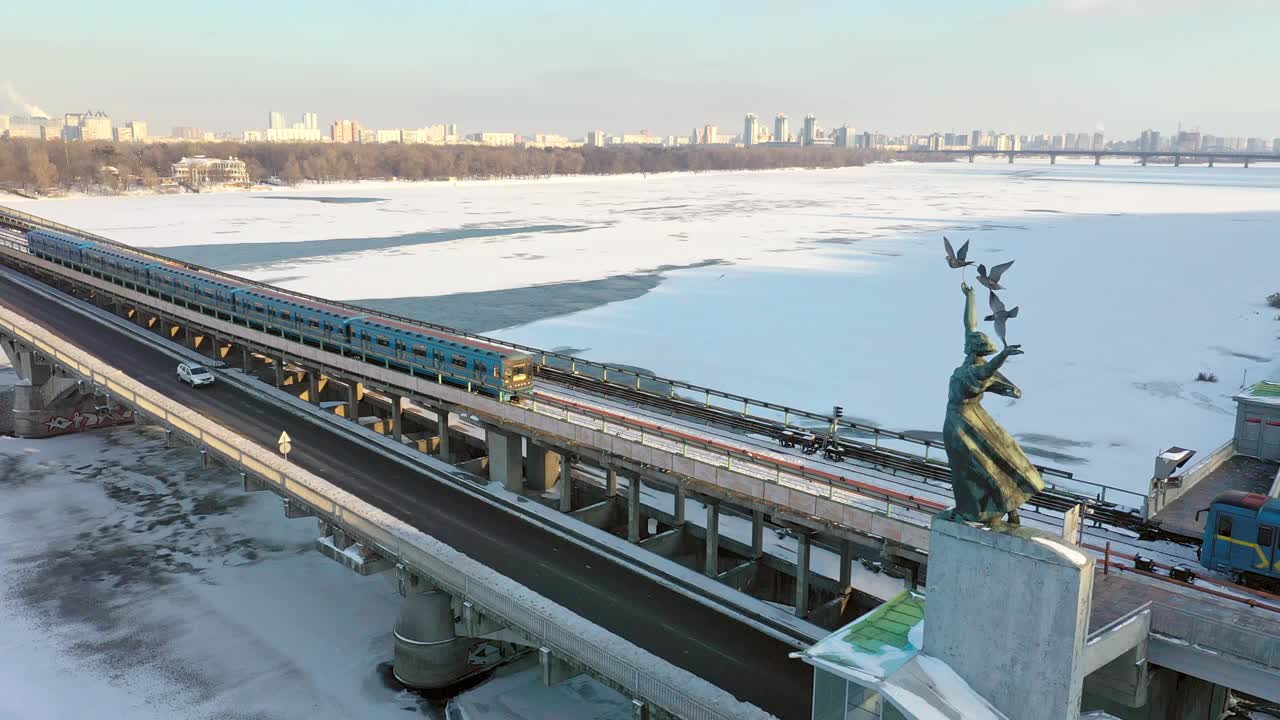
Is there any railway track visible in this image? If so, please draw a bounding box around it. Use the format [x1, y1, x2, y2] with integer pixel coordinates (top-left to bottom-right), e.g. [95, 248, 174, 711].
[538, 365, 1193, 545]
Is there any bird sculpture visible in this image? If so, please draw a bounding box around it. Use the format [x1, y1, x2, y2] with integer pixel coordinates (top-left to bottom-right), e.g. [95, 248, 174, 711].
[944, 236, 973, 269]
[976, 260, 1014, 291]
[984, 290, 1019, 346]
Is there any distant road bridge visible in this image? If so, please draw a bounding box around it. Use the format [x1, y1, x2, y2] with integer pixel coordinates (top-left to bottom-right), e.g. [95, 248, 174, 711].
[915, 148, 1280, 167]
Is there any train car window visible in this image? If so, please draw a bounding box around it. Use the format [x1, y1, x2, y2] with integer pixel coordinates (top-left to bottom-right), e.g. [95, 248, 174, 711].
[451, 355, 468, 369]
[412, 346, 427, 358]
[433, 350, 445, 363]
[253, 303, 265, 313]
[309, 319, 320, 329]
[475, 360, 487, 374]
[279, 312, 291, 321]
[1260, 525, 1275, 548]
[375, 336, 390, 348]
[1216, 515, 1232, 537]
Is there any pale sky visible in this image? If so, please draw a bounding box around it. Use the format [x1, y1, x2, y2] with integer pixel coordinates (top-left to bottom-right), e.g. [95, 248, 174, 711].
[2, 0, 1277, 140]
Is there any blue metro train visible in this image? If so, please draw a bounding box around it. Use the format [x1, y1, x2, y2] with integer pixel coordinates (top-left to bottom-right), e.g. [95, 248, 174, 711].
[1199, 490, 1280, 590]
[25, 228, 535, 400]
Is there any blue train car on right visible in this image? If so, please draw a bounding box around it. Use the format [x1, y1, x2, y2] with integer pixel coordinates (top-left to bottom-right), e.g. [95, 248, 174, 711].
[1199, 491, 1280, 590]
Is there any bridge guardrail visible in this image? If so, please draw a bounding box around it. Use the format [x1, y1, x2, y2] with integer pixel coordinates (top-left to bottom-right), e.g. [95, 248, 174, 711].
[0, 203, 1141, 507]
[0, 306, 768, 720]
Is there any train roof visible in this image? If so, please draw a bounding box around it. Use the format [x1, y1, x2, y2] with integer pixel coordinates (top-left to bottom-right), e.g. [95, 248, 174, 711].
[1212, 490, 1273, 511]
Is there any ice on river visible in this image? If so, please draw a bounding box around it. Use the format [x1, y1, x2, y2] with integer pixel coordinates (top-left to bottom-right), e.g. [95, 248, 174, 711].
[14, 161, 1280, 495]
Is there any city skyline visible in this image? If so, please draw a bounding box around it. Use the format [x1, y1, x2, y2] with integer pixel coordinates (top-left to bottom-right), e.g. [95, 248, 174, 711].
[3, 0, 1279, 138]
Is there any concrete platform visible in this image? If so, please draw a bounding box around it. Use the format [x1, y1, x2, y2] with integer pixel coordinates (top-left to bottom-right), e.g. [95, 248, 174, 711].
[1151, 455, 1277, 539]
[1090, 568, 1280, 703]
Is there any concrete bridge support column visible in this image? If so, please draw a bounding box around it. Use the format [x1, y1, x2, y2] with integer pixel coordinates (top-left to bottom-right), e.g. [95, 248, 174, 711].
[434, 409, 451, 462]
[751, 509, 764, 559]
[1141, 156, 1148, 166]
[5, 342, 133, 439]
[525, 444, 561, 491]
[306, 368, 321, 406]
[1094, 154, 1102, 166]
[1050, 155, 1057, 165]
[704, 501, 720, 577]
[1007, 154, 1014, 164]
[346, 381, 363, 421]
[673, 482, 686, 526]
[1174, 155, 1181, 167]
[393, 576, 475, 690]
[794, 531, 811, 618]
[839, 538, 852, 591]
[486, 428, 523, 493]
[1208, 157, 1215, 168]
[273, 356, 284, 387]
[389, 393, 403, 442]
[968, 153, 975, 163]
[558, 459, 573, 512]
[605, 465, 618, 498]
[627, 475, 643, 543]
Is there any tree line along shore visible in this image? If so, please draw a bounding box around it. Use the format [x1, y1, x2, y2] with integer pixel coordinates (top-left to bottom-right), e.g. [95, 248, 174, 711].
[0, 138, 925, 195]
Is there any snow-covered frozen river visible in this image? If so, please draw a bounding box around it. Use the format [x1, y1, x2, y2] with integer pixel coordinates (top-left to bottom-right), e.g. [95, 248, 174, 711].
[14, 160, 1280, 494]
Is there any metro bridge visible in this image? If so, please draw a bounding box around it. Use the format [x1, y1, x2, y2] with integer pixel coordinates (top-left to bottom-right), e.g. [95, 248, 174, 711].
[916, 148, 1280, 167]
[0, 205, 1277, 719]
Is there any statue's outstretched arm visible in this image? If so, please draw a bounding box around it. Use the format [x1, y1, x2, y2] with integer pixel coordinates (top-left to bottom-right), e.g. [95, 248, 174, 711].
[976, 345, 1023, 381]
[962, 282, 978, 333]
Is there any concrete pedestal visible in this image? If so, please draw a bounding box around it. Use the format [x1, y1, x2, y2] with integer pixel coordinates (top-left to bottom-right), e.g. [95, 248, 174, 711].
[924, 517, 1094, 720]
[393, 584, 475, 689]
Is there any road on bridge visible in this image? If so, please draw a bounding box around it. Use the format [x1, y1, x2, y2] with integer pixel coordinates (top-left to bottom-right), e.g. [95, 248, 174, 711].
[0, 273, 811, 720]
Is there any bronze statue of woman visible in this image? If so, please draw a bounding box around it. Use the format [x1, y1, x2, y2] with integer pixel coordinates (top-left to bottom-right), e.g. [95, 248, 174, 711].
[941, 282, 1045, 524]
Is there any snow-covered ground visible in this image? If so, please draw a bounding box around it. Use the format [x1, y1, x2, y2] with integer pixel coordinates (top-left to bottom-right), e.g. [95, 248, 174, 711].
[12, 161, 1280, 494]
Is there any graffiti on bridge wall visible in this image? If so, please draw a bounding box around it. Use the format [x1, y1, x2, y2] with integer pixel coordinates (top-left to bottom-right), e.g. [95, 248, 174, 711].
[41, 393, 135, 435]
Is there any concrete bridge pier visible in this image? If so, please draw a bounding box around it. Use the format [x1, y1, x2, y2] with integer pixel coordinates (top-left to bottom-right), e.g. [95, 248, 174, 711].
[526, 444, 562, 491]
[1174, 155, 1181, 167]
[967, 152, 975, 163]
[704, 501, 720, 577]
[558, 459, 573, 512]
[393, 574, 477, 690]
[794, 530, 812, 618]
[1208, 157, 1215, 168]
[1141, 156, 1148, 166]
[1007, 154, 1014, 164]
[1051, 154, 1058, 165]
[751, 509, 764, 558]
[1094, 154, 1102, 166]
[486, 427, 523, 492]
[2, 339, 133, 438]
[433, 409, 452, 462]
[627, 473, 644, 543]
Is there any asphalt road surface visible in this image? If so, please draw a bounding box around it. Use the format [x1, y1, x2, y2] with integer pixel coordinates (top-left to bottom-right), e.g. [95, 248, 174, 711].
[0, 273, 812, 720]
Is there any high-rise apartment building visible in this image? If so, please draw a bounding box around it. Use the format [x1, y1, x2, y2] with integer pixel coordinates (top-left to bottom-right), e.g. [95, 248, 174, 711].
[128, 120, 149, 142]
[269, 111, 286, 130]
[743, 113, 759, 147]
[303, 112, 318, 130]
[833, 125, 856, 148]
[172, 126, 203, 140]
[802, 115, 818, 146]
[0, 115, 9, 136]
[113, 126, 133, 142]
[331, 119, 361, 143]
[774, 113, 789, 144]
[586, 130, 606, 147]
[1092, 132, 1105, 151]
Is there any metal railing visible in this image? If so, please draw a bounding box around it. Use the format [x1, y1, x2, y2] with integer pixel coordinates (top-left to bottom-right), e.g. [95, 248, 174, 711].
[0, 307, 762, 720]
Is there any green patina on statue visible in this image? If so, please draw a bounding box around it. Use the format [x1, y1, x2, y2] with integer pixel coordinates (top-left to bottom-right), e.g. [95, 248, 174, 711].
[939, 280, 1045, 525]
